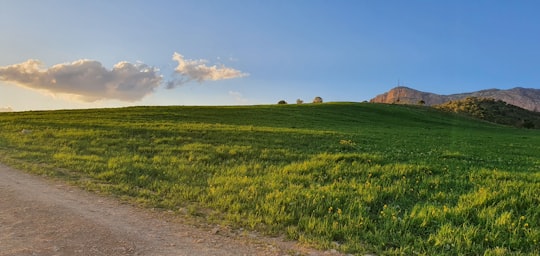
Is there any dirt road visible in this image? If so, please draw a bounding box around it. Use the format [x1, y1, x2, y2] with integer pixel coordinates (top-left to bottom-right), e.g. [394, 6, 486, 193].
[0, 163, 343, 256]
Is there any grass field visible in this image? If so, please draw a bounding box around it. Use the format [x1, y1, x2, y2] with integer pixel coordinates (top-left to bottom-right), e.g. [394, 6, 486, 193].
[0, 102, 538, 255]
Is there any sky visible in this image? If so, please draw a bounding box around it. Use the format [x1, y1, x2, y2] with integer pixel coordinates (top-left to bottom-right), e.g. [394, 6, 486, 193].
[1, 0, 540, 111]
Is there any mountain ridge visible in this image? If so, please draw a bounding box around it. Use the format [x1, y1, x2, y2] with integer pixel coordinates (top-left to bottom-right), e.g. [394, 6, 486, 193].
[370, 86, 540, 112]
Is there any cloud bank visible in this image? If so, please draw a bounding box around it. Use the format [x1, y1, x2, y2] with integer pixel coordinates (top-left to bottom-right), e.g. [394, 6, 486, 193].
[229, 91, 249, 104]
[0, 106, 13, 112]
[0, 52, 248, 103]
[0, 59, 162, 102]
[167, 52, 248, 89]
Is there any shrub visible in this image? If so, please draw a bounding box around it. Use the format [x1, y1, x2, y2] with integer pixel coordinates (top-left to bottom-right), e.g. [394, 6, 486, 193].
[313, 96, 323, 104]
[278, 100, 288, 105]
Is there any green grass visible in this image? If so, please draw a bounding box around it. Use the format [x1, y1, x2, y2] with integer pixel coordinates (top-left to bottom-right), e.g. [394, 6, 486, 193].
[0, 102, 538, 255]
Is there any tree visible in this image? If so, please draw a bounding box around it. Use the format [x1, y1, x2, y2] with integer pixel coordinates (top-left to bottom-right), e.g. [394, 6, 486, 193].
[312, 96, 323, 104]
[296, 99, 303, 104]
[277, 100, 287, 104]
[418, 100, 426, 105]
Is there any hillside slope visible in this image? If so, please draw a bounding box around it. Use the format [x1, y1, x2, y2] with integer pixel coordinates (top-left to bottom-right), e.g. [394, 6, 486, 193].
[0, 103, 539, 255]
[370, 86, 540, 111]
[436, 97, 540, 129]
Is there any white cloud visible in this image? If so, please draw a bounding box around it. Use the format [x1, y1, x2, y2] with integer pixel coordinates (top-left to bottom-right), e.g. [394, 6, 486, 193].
[228, 91, 249, 104]
[167, 52, 248, 89]
[0, 106, 13, 112]
[0, 59, 162, 102]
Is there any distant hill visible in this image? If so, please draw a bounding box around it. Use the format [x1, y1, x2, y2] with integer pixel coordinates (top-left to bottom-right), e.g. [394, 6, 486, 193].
[435, 97, 540, 129]
[370, 86, 540, 112]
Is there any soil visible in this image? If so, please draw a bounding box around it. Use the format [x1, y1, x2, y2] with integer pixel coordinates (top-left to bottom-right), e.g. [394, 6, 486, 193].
[0, 163, 346, 256]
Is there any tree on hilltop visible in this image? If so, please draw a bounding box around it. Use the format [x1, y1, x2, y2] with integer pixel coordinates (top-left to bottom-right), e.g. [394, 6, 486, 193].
[313, 96, 323, 104]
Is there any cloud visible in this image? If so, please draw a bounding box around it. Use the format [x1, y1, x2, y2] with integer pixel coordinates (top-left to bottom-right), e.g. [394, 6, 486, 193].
[228, 91, 249, 104]
[0, 106, 13, 112]
[167, 52, 248, 89]
[0, 59, 162, 102]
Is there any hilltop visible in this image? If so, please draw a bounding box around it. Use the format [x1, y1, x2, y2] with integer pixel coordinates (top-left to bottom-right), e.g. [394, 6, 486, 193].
[370, 86, 540, 112]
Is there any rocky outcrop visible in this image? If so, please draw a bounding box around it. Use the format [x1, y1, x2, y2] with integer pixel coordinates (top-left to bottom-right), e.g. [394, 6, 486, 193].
[370, 86, 540, 112]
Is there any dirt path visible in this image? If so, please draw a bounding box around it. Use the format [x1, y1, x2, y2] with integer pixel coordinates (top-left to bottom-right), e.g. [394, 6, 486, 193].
[0, 163, 344, 256]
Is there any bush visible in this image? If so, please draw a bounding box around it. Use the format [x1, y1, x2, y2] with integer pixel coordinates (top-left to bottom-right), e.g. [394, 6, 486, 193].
[296, 99, 303, 104]
[313, 96, 323, 104]
[278, 100, 288, 105]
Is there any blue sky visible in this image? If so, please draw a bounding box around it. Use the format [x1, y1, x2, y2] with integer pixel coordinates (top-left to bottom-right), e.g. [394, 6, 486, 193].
[1, 0, 540, 111]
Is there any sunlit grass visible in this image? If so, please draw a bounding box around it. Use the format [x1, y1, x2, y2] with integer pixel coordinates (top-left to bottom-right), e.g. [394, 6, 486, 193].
[0, 103, 538, 255]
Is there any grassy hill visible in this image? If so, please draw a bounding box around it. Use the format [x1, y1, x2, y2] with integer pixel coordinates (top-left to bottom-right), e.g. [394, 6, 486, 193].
[436, 97, 540, 129]
[0, 103, 539, 255]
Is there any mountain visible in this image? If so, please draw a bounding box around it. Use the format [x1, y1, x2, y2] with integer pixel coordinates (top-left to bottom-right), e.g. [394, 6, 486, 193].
[370, 86, 540, 112]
